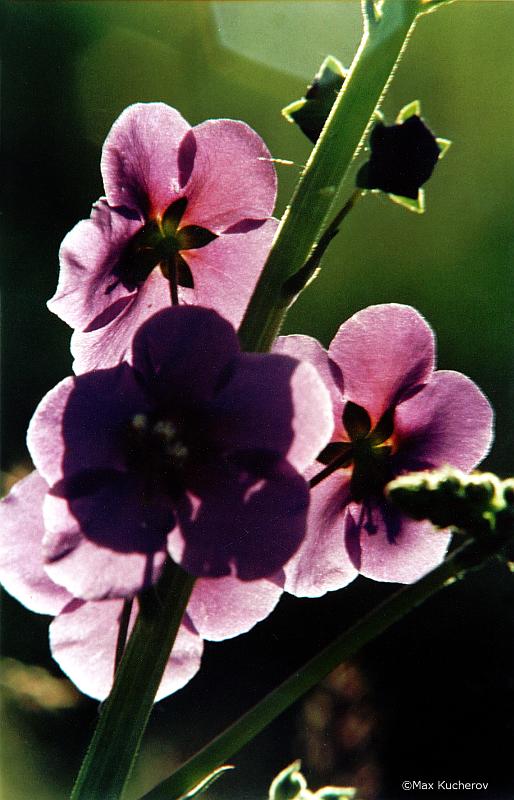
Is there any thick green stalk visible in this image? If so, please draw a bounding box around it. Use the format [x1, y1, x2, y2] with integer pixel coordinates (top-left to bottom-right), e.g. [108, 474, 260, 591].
[70, 561, 196, 800]
[139, 525, 512, 800]
[238, 0, 419, 353]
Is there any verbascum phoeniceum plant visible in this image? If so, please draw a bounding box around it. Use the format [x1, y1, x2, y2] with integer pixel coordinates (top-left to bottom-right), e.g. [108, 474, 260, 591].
[1, 2, 512, 799]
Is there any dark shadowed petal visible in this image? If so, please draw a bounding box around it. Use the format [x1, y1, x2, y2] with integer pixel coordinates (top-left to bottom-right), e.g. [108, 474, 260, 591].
[42, 481, 170, 600]
[50, 599, 202, 701]
[0, 472, 72, 615]
[283, 472, 357, 597]
[168, 460, 309, 580]
[187, 218, 278, 329]
[180, 120, 277, 231]
[188, 575, 282, 641]
[132, 306, 240, 406]
[395, 370, 494, 472]
[101, 103, 191, 217]
[27, 364, 150, 486]
[70, 269, 174, 373]
[274, 334, 345, 440]
[211, 354, 333, 472]
[329, 304, 435, 425]
[344, 499, 451, 583]
[48, 200, 143, 331]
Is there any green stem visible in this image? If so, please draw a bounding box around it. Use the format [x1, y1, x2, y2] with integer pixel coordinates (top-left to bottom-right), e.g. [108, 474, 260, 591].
[238, 0, 419, 353]
[114, 598, 133, 674]
[70, 561, 196, 800]
[138, 526, 512, 800]
[281, 190, 362, 302]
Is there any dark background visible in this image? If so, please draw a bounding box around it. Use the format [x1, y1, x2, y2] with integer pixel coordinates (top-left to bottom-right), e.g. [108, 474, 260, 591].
[1, 2, 513, 799]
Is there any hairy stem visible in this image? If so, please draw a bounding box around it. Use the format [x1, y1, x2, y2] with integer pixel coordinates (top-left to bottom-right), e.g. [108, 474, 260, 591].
[70, 561, 196, 800]
[238, 0, 419, 353]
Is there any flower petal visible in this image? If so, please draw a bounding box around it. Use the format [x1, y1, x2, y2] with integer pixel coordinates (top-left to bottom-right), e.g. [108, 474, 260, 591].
[48, 200, 143, 332]
[101, 103, 191, 216]
[345, 499, 451, 583]
[188, 575, 282, 641]
[70, 268, 174, 373]
[180, 119, 277, 231]
[0, 472, 72, 615]
[274, 334, 345, 440]
[131, 306, 240, 406]
[284, 473, 357, 597]
[329, 304, 435, 425]
[42, 482, 169, 600]
[168, 460, 309, 580]
[211, 354, 333, 472]
[188, 218, 278, 329]
[50, 598, 202, 701]
[394, 370, 494, 471]
[27, 364, 149, 485]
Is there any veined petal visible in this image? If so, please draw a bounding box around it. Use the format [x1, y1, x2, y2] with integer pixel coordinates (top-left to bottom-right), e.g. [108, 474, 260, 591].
[188, 218, 278, 329]
[329, 304, 435, 425]
[188, 575, 282, 641]
[48, 200, 143, 331]
[274, 334, 345, 440]
[345, 499, 451, 583]
[131, 306, 240, 406]
[101, 102, 191, 217]
[394, 370, 494, 472]
[50, 599, 202, 701]
[70, 269, 174, 373]
[0, 472, 72, 615]
[211, 353, 333, 472]
[42, 481, 170, 600]
[284, 473, 357, 597]
[180, 119, 277, 231]
[168, 459, 309, 580]
[27, 364, 149, 485]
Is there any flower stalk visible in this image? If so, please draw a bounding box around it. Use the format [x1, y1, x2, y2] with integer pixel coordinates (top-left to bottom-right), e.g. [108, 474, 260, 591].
[70, 561, 196, 800]
[138, 522, 513, 800]
[238, 0, 420, 353]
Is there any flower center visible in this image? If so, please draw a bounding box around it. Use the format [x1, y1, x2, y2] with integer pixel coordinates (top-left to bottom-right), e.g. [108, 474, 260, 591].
[111, 197, 217, 293]
[314, 401, 396, 500]
[123, 412, 192, 500]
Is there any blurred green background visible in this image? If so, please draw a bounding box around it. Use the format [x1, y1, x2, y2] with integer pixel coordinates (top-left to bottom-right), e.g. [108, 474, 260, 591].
[1, 2, 513, 799]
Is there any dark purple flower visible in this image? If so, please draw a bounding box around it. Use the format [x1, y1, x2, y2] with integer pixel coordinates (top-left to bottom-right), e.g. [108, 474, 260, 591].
[48, 103, 278, 373]
[26, 306, 333, 600]
[274, 304, 494, 595]
[0, 471, 284, 700]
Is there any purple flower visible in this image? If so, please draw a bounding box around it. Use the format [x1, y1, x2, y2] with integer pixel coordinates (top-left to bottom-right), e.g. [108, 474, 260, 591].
[26, 306, 333, 600]
[274, 304, 494, 596]
[0, 471, 284, 700]
[48, 103, 278, 372]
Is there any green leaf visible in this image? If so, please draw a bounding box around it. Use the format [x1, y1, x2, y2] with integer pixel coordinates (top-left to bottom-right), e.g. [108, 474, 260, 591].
[282, 55, 347, 144]
[178, 765, 234, 800]
[388, 189, 426, 214]
[436, 137, 452, 159]
[396, 99, 421, 124]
